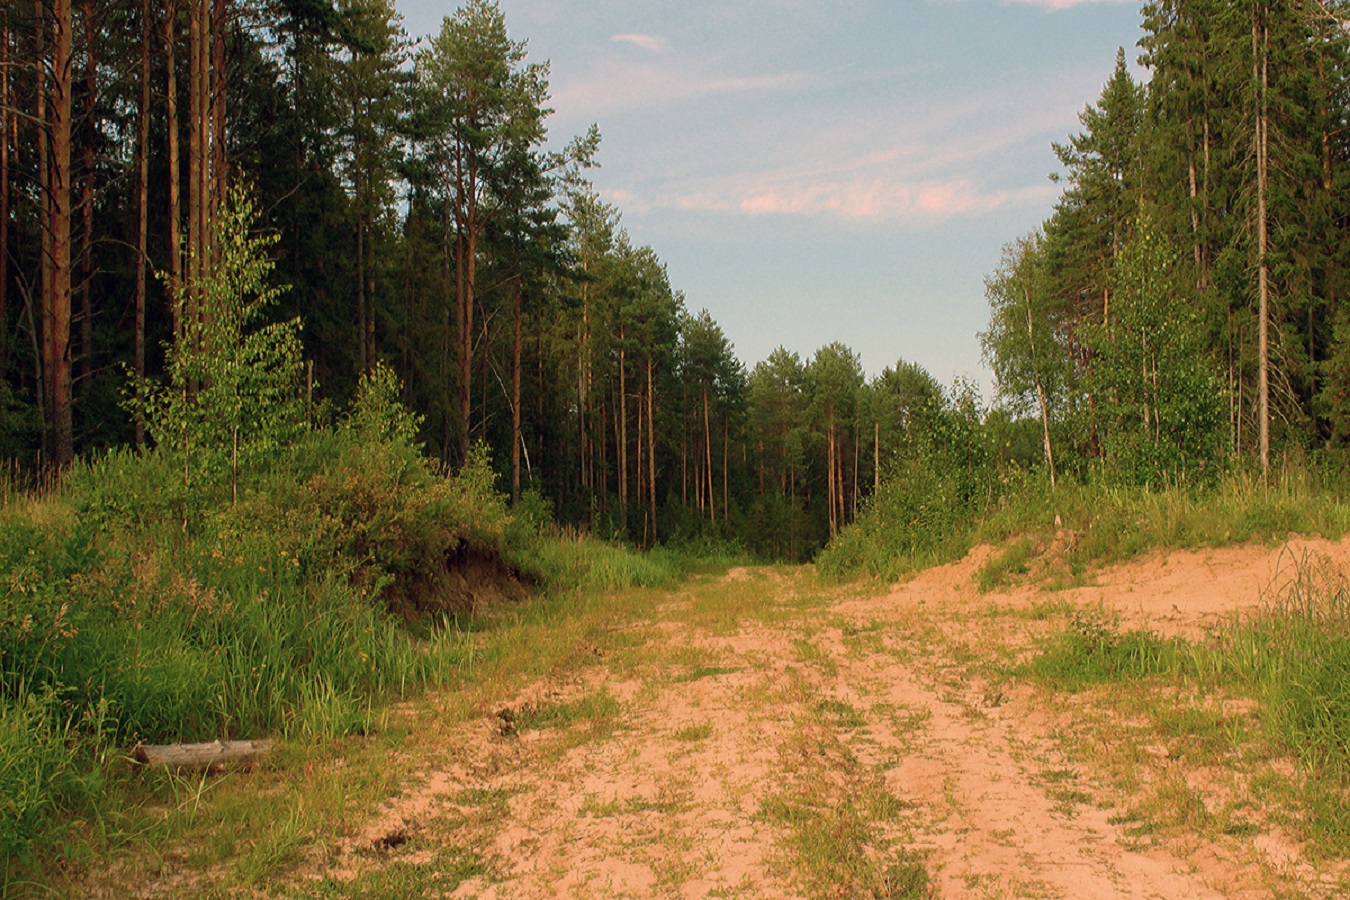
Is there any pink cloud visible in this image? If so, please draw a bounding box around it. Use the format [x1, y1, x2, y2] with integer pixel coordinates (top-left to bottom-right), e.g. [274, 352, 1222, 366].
[733, 179, 1055, 221]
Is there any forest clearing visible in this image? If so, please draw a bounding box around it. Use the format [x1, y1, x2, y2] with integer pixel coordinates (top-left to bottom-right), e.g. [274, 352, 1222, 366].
[69, 537, 1350, 899]
[9, 0, 1350, 896]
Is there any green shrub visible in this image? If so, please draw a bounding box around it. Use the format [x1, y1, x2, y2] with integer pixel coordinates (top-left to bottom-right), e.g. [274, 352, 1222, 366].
[817, 454, 976, 582]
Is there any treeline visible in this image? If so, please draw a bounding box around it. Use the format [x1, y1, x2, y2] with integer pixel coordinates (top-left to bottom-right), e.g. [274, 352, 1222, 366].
[11, 0, 1349, 565]
[4, 0, 980, 559]
[983, 2, 1350, 488]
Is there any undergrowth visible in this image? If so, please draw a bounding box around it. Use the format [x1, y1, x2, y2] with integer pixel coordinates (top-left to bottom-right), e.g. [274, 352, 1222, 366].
[0, 400, 692, 892]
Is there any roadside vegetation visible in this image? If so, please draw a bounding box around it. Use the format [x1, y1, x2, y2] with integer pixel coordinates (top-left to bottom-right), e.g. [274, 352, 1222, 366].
[0, 192, 714, 893]
[0, 393, 712, 891]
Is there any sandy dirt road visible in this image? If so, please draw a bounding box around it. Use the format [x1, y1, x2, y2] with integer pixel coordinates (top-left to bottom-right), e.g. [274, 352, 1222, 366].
[326, 538, 1350, 899]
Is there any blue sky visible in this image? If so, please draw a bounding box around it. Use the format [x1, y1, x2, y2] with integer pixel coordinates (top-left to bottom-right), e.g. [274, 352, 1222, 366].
[394, 0, 1145, 393]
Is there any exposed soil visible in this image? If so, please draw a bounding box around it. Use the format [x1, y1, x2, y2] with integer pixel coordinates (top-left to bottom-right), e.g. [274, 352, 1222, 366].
[320, 537, 1350, 898]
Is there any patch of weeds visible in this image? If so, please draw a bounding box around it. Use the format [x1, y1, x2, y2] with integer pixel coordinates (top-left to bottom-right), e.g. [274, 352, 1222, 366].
[888, 706, 932, 748]
[815, 698, 868, 730]
[792, 638, 839, 678]
[1024, 598, 1074, 620]
[977, 538, 1038, 592]
[577, 796, 624, 818]
[1039, 768, 1092, 816]
[624, 790, 689, 816]
[875, 855, 931, 899]
[236, 804, 306, 882]
[759, 698, 929, 899]
[1150, 771, 1212, 832]
[305, 846, 488, 898]
[671, 665, 739, 684]
[1223, 820, 1260, 838]
[506, 690, 622, 733]
[673, 723, 714, 742]
[841, 619, 885, 638]
[1149, 703, 1234, 765]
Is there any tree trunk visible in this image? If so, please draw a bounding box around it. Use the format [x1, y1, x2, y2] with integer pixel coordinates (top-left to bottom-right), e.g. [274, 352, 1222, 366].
[579, 276, 589, 493]
[46, 0, 75, 466]
[820, 418, 831, 539]
[439, 224, 451, 459]
[187, 0, 202, 331]
[209, 0, 226, 240]
[618, 322, 627, 532]
[647, 358, 656, 545]
[165, 0, 182, 340]
[36, 0, 51, 458]
[0, 20, 10, 374]
[134, 0, 151, 446]
[723, 416, 729, 524]
[703, 389, 714, 525]
[77, 0, 94, 388]
[356, 206, 367, 374]
[135, 739, 272, 771]
[873, 420, 880, 495]
[1024, 286, 1056, 488]
[511, 275, 522, 505]
[1254, 2, 1270, 476]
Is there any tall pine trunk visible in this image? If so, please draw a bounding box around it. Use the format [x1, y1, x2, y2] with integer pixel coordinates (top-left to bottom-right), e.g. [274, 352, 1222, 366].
[618, 322, 627, 532]
[1254, 2, 1271, 475]
[0, 20, 10, 374]
[77, 0, 94, 388]
[46, 0, 75, 466]
[165, 0, 182, 340]
[134, 0, 151, 446]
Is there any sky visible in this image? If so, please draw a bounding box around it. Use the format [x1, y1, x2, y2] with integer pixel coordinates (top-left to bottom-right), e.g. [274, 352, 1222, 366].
[394, 0, 1146, 394]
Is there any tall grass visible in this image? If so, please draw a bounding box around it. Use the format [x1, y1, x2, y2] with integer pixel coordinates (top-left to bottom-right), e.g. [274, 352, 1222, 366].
[1221, 552, 1350, 779]
[822, 458, 1350, 585]
[1024, 551, 1350, 851]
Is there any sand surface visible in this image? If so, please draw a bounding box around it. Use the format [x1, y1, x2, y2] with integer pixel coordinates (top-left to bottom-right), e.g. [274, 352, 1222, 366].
[327, 537, 1350, 898]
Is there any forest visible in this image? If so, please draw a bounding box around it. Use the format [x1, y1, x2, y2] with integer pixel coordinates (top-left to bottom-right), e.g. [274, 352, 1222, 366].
[2, 0, 1348, 559]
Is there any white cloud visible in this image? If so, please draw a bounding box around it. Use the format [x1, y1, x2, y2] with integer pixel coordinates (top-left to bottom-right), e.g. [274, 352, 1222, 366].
[551, 62, 807, 117]
[611, 33, 668, 53]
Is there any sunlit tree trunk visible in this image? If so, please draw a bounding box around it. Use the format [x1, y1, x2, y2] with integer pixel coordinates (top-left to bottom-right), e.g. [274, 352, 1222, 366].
[75, 0, 95, 388]
[704, 389, 714, 524]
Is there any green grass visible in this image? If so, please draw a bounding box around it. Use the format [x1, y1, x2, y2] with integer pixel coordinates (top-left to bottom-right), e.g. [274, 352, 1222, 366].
[1021, 606, 1194, 690]
[823, 458, 1350, 586]
[672, 723, 714, 742]
[1021, 551, 1350, 857]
